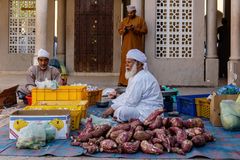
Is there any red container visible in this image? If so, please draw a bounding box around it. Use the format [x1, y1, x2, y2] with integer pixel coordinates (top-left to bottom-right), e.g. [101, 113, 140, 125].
[25, 96, 32, 105]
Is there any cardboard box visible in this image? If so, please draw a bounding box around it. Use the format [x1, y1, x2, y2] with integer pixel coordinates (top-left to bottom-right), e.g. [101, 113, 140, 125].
[0, 85, 18, 108]
[210, 94, 238, 126]
[9, 110, 70, 140]
[24, 100, 88, 130]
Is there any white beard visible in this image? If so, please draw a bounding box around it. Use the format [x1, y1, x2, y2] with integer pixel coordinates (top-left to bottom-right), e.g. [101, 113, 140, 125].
[125, 62, 137, 79]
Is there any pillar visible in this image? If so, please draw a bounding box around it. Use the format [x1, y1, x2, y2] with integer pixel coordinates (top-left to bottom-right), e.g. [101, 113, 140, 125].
[34, 0, 48, 65]
[207, 0, 217, 59]
[223, 0, 225, 17]
[57, 0, 66, 64]
[206, 0, 218, 86]
[228, 0, 240, 85]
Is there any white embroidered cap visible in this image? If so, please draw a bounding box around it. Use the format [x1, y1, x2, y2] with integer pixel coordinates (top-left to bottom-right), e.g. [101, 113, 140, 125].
[126, 5, 136, 12]
[126, 49, 148, 70]
[37, 49, 49, 59]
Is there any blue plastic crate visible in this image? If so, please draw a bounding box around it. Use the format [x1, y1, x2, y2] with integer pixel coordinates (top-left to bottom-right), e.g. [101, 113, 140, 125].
[176, 94, 209, 116]
[163, 96, 174, 112]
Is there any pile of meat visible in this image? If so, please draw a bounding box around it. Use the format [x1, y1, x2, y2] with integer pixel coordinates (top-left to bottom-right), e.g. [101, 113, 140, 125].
[71, 109, 215, 155]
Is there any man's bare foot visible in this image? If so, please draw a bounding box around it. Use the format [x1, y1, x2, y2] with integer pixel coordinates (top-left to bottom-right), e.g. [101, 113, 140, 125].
[102, 107, 114, 118]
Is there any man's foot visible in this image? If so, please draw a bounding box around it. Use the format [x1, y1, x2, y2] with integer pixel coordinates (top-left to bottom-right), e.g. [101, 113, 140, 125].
[112, 116, 117, 121]
[102, 107, 114, 118]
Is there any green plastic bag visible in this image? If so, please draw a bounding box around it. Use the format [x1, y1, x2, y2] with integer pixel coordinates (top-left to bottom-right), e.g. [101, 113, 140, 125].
[220, 100, 240, 130]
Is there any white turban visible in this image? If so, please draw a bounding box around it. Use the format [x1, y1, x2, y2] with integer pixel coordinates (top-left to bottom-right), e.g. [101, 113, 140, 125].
[126, 5, 136, 12]
[37, 49, 49, 59]
[126, 49, 148, 70]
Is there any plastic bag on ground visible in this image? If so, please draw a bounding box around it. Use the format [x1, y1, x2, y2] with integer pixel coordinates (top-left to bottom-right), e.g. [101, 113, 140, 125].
[42, 122, 56, 143]
[81, 114, 118, 126]
[102, 88, 115, 97]
[16, 122, 46, 149]
[236, 94, 240, 104]
[217, 84, 240, 95]
[220, 100, 240, 130]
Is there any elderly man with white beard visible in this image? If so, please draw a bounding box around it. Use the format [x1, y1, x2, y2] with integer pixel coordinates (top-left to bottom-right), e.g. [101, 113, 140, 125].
[102, 49, 164, 122]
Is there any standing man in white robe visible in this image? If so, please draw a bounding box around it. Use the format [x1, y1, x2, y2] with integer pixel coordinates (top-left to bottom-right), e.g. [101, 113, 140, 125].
[102, 49, 163, 122]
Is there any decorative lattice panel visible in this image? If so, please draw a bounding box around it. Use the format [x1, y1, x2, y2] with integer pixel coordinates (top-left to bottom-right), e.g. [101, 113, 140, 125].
[9, 0, 36, 54]
[156, 0, 193, 58]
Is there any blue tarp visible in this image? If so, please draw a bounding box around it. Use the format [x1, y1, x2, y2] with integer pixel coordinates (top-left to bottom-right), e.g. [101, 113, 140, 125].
[0, 105, 240, 158]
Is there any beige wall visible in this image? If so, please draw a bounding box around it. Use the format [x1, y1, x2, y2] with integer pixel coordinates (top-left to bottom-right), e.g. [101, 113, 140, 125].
[145, 0, 210, 86]
[0, 0, 219, 86]
[66, 0, 121, 75]
[0, 0, 32, 71]
[0, 0, 54, 72]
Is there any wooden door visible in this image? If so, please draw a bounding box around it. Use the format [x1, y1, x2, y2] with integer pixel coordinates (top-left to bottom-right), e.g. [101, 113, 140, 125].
[74, 0, 113, 72]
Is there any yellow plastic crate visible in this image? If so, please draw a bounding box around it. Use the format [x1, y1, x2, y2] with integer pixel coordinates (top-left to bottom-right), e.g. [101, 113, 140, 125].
[31, 86, 87, 105]
[82, 89, 103, 106]
[195, 98, 210, 118]
[23, 100, 88, 130]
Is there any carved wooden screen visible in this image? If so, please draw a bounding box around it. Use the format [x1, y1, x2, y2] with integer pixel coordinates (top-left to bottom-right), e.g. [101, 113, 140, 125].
[9, 0, 36, 54]
[156, 0, 193, 58]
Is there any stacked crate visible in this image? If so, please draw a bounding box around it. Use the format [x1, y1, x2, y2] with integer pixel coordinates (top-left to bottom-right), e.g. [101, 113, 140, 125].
[176, 94, 209, 117]
[26, 86, 88, 130]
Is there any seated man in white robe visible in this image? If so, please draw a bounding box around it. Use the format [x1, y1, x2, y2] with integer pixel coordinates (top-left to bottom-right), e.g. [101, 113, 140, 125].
[102, 49, 164, 122]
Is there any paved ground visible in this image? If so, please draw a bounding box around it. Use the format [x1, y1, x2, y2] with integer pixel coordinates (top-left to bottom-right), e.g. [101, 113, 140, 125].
[0, 156, 125, 160]
[0, 73, 223, 159]
[0, 72, 218, 93]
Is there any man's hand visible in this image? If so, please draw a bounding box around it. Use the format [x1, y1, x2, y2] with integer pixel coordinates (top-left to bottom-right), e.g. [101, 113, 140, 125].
[128, 25, 135, 31]
[125, 25, 134, 31]
[124, 26, 129, 33]
[102, 107, 114, 118]
[61, 76, 67, 85]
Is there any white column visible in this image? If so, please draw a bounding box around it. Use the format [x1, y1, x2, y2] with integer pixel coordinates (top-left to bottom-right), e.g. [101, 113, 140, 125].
[34, 0, 48, 65]
[57, 0, 66, 63]
[131, 0, 143, 17]
[207, 0, 217, 58]
[223, 0, 225, 17]
[205, 0, 218, 86]
[228, 0, 240, 85]
[230, 0, 240, 61]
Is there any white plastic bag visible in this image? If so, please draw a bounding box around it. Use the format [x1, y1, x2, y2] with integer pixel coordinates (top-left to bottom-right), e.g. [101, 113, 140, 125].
[220, 100, 240, 130]
[236, 94, 240, 104]
[35, 78, 58, 89]
[42, 122, 56, 142]
[16, 122, 46, 149]
[102, 88, 115, 97]
[81, 114, 118, 126]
